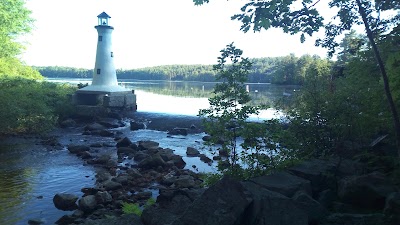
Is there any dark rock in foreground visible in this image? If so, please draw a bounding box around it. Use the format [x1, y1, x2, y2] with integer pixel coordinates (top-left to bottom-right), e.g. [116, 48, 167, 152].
[53, 193, 78, 211]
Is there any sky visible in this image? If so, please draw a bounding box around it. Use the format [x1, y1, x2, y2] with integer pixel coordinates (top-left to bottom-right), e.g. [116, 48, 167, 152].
[21, 0, 332, 70]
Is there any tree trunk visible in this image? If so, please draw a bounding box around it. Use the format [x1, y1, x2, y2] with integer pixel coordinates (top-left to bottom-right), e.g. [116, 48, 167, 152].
[356, 0, 400, 157]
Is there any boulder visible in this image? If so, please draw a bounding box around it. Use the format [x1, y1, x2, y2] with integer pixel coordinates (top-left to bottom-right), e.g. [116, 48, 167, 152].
[288, 158, 337, 194]
[116, 137, 133, 148]
[84, 123, 105, 131]
[126, 168, 143, 178]
[67, 145, 90, 154]
[202, 135, 212, 142]
[338, 172, 398, 210]
[99, 129, 114, 137]
[98, 118, 122, 128]
[138, 154, 166, 169]
[117, 147, 136, 155]
[169, 155, 186, 169]
[130, 121, 146, 131]
[78, 195, 97, 213]
[170, 177, 252, 225]
[173, 175, 196, 188]
[249, 171, 312, 197]
[102, 180, 123, 191]
[134, 152, 150, 162]
[292, 190, 328, 224]
[95, 191, 112, 205]
[241, 181, 308, 225]
[53, 193, 78, 211]
[186, 147, 200, 156]
[142, 189, 203, 225]
[199, 154, 212, 164]
[168, 128, 188, 136]
[139, 140, 160, 150]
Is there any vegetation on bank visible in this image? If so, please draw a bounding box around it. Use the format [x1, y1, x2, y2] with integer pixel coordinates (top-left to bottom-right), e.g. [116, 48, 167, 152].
[36, 55, 331, 85]
[0, 0, 77, 135]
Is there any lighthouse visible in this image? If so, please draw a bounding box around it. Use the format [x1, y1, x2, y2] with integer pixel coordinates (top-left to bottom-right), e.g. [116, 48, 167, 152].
[72, 12, 136, 114]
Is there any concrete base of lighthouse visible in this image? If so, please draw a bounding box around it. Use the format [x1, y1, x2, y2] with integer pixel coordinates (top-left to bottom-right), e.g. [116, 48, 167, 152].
[72, 85, 137, 117]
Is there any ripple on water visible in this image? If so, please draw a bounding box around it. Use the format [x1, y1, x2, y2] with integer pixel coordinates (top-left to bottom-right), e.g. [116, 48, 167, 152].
[0, 143, 95, 225]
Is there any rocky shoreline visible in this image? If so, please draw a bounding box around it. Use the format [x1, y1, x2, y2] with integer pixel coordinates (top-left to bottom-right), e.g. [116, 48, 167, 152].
[23, 113, 400, 225]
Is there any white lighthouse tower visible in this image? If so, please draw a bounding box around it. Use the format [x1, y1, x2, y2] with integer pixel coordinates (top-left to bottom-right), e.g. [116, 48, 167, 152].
[73, 12, 136, 114]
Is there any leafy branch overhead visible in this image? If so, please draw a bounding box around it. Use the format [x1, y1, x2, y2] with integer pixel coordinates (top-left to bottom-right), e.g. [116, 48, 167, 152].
[193, 0, 399, 55]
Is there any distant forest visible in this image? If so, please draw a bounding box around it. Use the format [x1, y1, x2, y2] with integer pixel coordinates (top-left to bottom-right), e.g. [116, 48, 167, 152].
[36, 54, 332, 85]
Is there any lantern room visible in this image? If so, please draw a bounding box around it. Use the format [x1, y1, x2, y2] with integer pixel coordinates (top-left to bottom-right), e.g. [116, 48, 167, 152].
[97, 12, 111, 26]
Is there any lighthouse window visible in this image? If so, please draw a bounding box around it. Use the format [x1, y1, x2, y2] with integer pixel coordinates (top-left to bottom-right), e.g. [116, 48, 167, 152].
[98, 36, 102, 41]
[111, 52, 114, 57]
[97, 69, 101, 74]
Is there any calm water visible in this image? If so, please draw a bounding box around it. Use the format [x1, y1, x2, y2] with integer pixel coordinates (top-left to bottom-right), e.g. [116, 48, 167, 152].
[0, 79, 294, 224]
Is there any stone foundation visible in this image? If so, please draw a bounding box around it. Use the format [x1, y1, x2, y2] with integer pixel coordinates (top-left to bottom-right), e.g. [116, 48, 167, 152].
[72, 90, 137, 116]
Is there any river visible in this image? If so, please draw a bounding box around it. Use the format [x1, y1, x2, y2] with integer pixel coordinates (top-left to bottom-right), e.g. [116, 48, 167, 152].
[0, 79, 295, 224]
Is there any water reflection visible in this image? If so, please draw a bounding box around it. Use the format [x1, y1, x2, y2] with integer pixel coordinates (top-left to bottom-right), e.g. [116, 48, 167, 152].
[0, 143, 95, 225]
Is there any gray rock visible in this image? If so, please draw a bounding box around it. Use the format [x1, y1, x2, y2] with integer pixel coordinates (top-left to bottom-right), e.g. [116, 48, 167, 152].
[84, 123, 105, 131]
[126, 168, 143, 178]
[168, 128, 188, 136]
[202, 135, 212, 142]
[95, 191, 113, 205]
[138, 154, 166, 169]
[130, 121, 146, 131]
[170, 177, 252, 225]
[186, 147, 200, 156]
[288, 158, 337, 194]
[67, 145, 90, 154]
[79, 195, 97, 213]
[117, 147, 136, 155]
[102, 180, 123, 191]
[95, 170, 112, 182]
[318, 189, 337, 208]
[99, 129, 114, 137]
[53, 193, 78, 211]
[142, 189, 198, 225]
[134, 152, 150, 161]
[292, 190, 328, 223]
[116, 137, 133, 148]
[139, 140, 160, 150]
[250, 171, 312, 197]
[241, 181, 308, 225]
[199, 154, 212, 164]
[170, 155, 186, 169]
[338, 171, 398, 209]
[113, 175, 129, 185]
[174, 175, 196, 188]
[28, 218, 45, 225]
[98, 118, 122, 128]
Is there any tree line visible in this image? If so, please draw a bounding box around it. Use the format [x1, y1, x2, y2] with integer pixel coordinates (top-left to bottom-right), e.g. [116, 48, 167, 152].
[36, 55, 330, 85]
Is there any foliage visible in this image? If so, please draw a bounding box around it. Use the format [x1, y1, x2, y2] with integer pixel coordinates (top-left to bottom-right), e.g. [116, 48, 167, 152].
[121, 198, 156, 216]
[199, 43, 261, 176]
[0, 77, 76, 134]
[37, 55, 331, 85]
[0, 57, 42, 80]
[121, 202, 142, 216]
[0, 0, 33, 58]
[199, 172, 223, 187]
[193, 0, 400, 156]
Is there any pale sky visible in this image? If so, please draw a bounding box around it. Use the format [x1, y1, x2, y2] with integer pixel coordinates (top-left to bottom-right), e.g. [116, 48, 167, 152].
[21, 0, 330, 69]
